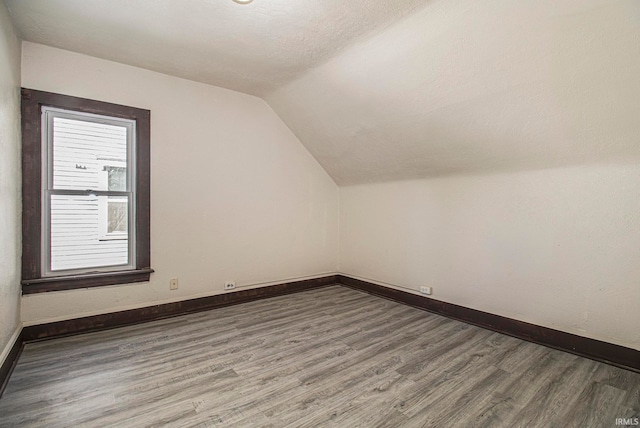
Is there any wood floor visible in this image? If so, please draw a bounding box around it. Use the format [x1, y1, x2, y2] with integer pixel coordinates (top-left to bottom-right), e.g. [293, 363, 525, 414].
[1, 286, 638, 427]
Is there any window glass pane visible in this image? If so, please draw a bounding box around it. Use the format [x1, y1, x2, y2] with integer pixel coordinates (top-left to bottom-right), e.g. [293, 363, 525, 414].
[50, 194, 129, 271]
[52, 117, 128, 191]
[106, 166, 126, 191]
[108, 197, 128, 233]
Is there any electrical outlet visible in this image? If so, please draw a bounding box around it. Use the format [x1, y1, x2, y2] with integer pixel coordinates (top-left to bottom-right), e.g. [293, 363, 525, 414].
[420, 286, 432, 295]
[170, 278, 179, 290]
[224, 281, 236, 290]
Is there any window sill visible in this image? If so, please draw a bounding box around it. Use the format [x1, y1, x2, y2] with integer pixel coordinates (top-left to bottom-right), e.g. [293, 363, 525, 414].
[22, 268, 154, 294]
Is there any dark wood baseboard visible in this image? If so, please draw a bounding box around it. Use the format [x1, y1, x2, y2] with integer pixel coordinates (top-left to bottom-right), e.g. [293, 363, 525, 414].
[22, 275, 338, 342]
[3, 272, 637, 399]
[338, 275, 640, 373]
[0, 331, 24, 398]
[2, 275, 337, 397]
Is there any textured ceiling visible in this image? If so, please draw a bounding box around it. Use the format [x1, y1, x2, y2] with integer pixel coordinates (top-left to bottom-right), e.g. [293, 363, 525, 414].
[7, 0, 640, 185]
[5, 0, 425, 96]
[267, 0, 640, 184]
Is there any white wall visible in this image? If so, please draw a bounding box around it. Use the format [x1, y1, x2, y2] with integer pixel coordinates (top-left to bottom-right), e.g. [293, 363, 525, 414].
[340, 164, 640, 350]
[21, 42, 339, 325]
[15, 31, 639, 355]
[0, 0, 22, 362]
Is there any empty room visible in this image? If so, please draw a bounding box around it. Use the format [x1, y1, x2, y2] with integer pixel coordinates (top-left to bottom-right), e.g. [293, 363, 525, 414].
[0, 0, 639, 426]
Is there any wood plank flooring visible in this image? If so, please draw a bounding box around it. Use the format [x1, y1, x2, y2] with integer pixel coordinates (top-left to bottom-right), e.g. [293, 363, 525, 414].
[0, 285, 638, 427]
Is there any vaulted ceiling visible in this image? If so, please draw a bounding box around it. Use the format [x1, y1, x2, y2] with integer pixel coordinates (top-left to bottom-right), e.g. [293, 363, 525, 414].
[7, 0, 640, 185]
[6, 0, 425, 95]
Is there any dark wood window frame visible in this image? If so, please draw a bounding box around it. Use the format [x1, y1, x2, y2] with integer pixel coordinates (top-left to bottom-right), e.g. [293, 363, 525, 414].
[21, 88, 153, 294]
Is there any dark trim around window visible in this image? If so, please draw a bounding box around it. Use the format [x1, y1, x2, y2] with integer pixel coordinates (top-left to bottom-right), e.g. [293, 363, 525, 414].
[21, 88, 153, 294]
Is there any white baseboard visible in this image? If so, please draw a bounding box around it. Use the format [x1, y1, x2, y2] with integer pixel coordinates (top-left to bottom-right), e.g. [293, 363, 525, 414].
[0, 325, 22, 368]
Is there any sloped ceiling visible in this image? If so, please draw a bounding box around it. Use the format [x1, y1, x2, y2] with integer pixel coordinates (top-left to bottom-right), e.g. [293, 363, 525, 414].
[5, 0, 425, 96]
[267, 0, 640, 184]
[8, 0, 640, 185]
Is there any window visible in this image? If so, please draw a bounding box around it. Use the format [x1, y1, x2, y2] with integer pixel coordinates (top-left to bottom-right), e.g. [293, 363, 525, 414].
[22, 89, 152, 293]
[98, 161, 128, 240]
[44, 109, 134, 273]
